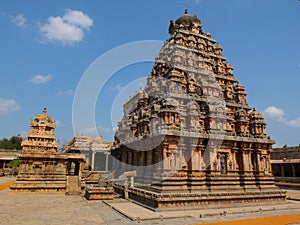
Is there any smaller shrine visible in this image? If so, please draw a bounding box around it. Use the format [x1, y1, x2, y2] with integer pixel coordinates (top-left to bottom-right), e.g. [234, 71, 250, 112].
[62, 135, 113, 172]
[10, 108, 85, 194]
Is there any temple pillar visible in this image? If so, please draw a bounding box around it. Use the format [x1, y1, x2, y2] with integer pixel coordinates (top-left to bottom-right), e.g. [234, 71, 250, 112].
[256, 153, 261, 173]
[128, 151, 132, 166]
[105, 152, 109, 171]
[132, 152, 137, 166]
[163, 146, 169, 170]
[191, 150, 199, 170]
[280, 164, 285, 177]
[292, 164, 296, 177]
[142, 151, 146, 167]
[79, 161, 84, 177]
[147, 150, 152, 166]
[170, 153, 176, 171]
[198, 148, 202, 170]
[91, 151, 95, 171]
[242, 151, 250, 172]
[231, 150, 236, 172]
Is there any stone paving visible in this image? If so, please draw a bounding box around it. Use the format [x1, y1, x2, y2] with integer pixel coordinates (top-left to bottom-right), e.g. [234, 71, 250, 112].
[1, 177, 300, 225]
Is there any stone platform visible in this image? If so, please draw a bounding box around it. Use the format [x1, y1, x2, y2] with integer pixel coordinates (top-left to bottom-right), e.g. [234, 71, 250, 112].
[1, 178, 300, 225]
[113, 183, 286, 211]
[84, 185, 114, 200]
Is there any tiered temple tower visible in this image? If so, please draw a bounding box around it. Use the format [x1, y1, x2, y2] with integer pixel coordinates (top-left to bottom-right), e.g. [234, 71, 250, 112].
[11, 108, 85, 194]
[21, 108, 59, 153]
[111, 11, 285, 209]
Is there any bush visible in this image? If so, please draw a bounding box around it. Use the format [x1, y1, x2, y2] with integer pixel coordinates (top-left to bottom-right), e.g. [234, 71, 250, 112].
[7, 159, 20, 168]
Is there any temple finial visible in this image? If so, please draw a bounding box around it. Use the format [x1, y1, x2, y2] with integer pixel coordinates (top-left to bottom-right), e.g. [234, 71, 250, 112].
[185, 9, 188, 14]
[43, 107, 47, 114]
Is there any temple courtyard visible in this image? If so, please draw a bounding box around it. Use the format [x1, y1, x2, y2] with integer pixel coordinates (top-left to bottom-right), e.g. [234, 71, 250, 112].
[1, 177, 300, 225]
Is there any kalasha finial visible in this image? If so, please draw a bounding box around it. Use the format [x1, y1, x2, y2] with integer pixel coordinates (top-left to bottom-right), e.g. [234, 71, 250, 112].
[43, 107, 47, 114]
[185, 9, 188, 14]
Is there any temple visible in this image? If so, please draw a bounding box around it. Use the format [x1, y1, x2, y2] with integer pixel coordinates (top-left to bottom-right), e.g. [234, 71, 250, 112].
[10, 108, 85, 194]
[111, 11, 285, 209]
[62, 135, 113, 172]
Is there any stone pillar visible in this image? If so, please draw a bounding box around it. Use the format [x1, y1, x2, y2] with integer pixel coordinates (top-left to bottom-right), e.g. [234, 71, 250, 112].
[128, 151, 132, 166]
[198, 148, 202, 170]
[179, 145, 186, 170]
[147, 150, 152, 166]
[231, 150, 236, 172]
[280, 164, 285, 177]
[191, 150, 199, 170]
[267, 155, 272, 174]
[292, 164, 296, 177]
[163, 146, 169, 170]
[79, 161, 83, 177]
[242, 151, 250, 172]
[91, 151, 95, 171]
[130, 176, 134, 186]
[142, 151, 147, 167]
[132, 152, 137, 166]
[256, 153, 261, 173]
[105, 153, 109, 171]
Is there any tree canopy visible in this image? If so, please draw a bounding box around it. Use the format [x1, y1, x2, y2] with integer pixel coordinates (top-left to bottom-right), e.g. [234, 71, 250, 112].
[7, 159, 20, 168]
[0, 135, 23, 150]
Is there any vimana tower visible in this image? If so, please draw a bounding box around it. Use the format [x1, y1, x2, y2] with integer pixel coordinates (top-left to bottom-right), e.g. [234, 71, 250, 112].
[111, 11, 285, 209]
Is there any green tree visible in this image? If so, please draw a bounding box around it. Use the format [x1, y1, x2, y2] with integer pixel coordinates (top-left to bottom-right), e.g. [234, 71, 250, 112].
[7, 159, 20, 168]
[0, 135, 23, 150]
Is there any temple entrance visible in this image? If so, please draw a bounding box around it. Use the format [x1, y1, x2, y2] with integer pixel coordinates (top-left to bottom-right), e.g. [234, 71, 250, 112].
[67, 161, 80, 176]
[66, 161, 82, 195]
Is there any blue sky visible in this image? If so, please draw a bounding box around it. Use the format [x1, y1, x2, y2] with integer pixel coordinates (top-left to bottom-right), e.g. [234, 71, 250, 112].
[0, 0, 299, 148]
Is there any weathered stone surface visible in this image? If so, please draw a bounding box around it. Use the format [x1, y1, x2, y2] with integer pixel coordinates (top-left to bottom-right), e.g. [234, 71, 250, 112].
[85, 186, 114, 200]
[10, 108, 85, 193]
[63, 135, 113, 171]
[111, 11, 285, 209]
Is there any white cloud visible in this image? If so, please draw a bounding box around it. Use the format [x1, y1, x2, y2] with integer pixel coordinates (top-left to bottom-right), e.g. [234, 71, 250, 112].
[110, 84, 123, 92]
[11, 14, 27, 27]
[263, 105, 300, 128]
[0, 98, 20, 115]
[39, 9, 93, 45]
[263, 106, 285, 122]
[56, 89, 75, 96]
[55, 120, 63, 127]
[83, 127, 97, 135]
[63, 9, 93, 29]
[29, 74, 52, 84]
[82, 125, 112, 135]
[287, 117, 300, 128]
[98, 125, 112, 133]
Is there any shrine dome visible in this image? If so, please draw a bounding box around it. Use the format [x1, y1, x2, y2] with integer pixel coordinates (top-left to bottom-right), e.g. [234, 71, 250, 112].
[175, 10, 202, 26]
[34, 108, 55, 125]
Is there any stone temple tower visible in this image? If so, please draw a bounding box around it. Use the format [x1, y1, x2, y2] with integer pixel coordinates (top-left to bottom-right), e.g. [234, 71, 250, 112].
[21, 108, 59, 153]
[111, 11, 285, 209]
[11, 108, 85, 193]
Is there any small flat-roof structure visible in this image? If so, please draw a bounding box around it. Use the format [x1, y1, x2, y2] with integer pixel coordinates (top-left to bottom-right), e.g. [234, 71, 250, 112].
[271, 145, 300, 189]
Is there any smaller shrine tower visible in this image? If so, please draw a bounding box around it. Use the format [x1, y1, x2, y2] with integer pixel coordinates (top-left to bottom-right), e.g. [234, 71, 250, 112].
[21, 108, 59, 153]
[11, 108, 85, 194]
